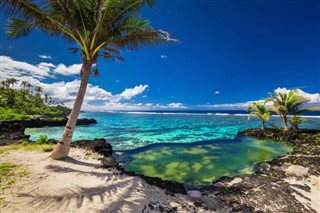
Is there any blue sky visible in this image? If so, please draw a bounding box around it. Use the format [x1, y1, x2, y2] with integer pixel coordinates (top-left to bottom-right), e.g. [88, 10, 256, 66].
[1, 0, 319, 110]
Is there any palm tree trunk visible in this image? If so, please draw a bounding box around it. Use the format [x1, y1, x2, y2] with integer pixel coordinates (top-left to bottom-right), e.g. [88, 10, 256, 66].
[282, 115, 289, 131]
[261, 120, 265, 130]
[50, 60, 93, 159]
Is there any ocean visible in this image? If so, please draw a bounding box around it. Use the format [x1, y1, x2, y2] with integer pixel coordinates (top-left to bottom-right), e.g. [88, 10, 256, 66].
[25, 110, 319, 186]
[26, 110, 320, 150]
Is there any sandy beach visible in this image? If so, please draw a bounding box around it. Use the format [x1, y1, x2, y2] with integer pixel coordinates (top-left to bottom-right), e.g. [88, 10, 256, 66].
[1, 142, 319, 213]
[0, 148, 212, 213]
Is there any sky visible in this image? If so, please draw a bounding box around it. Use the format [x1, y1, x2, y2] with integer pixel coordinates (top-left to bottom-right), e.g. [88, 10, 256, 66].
[0, 0, 319, 111]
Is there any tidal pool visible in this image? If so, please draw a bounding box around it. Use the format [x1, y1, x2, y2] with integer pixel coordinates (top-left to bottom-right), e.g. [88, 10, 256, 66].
[114, 136, 292, 187]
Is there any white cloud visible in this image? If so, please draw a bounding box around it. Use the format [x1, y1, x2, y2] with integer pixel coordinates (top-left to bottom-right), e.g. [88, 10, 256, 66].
[53, 64, 82, 76]
[0, 55, 54, 79]
[274, 87, 320, 103]
[39, 55, 51, 59]
[201, 88, 320, 110]
[167, 102, 186, 109]
[119, 85, 149, 100]
[161, 54, 168, 59]
[214, 91, 220, 94]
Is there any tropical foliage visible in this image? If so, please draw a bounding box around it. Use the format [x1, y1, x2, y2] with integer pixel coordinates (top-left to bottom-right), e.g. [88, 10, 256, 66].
[0, 78, 70, 121]
[267, 89, 310, 131]
[1, 0, 172, 159]
[247, 100, 271, 130]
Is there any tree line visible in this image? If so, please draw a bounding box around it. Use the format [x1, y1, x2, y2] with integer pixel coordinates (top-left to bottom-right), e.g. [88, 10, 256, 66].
[247, 89, 319, 131]
[0, 78, 69, 120]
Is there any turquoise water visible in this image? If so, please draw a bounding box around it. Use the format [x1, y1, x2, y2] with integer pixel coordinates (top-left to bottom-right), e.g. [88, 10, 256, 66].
[25, 111, 320, 150]
[114, 137, 293, 187]
[25, 111, 317, 186]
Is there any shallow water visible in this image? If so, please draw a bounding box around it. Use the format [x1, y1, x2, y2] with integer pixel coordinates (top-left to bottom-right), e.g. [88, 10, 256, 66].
[114, 136, 293, 187]
[25, 111, 320, 150]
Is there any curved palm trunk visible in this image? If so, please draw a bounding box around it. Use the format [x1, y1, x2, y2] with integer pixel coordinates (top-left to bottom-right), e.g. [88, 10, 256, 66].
[50, 60, 93, 159]
[261, 120, 265, 130]
[282, 115, 289, 131]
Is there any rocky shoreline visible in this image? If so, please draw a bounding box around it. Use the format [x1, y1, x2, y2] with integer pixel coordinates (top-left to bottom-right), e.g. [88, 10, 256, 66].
[1, 124, 319, 212]
[0, 118, 97, 143]
[60, 129, 320, 212]
[195, 129, 320, 212]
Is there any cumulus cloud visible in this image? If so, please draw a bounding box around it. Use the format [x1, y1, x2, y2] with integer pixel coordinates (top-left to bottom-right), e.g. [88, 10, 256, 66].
[214, 91, 220, 94]
[119, 85, 149, 100]
[53, 64, 82, 76]
[202, 87, 320, 110]
[160, 54, 168, 59]
[38, 55, 51, 59]
[0, 55, 83, 79]
[167, 102, 186, 109]
[274, 87, 320, 103]
[0, 55, 54, 79]
[0, 55, 189, 111]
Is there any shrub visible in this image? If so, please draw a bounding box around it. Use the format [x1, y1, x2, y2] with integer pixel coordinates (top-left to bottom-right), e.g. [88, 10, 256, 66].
[36, 135, 48, 144]
[21, 141, 29, 146]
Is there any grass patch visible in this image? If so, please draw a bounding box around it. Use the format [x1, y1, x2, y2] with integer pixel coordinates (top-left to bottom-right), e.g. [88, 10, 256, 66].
[0, 162, 29, 190]
[0, 143, 54, 156]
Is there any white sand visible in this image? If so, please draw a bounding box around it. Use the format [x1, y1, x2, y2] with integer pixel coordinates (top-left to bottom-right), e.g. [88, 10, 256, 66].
[0, 148, 214, 213]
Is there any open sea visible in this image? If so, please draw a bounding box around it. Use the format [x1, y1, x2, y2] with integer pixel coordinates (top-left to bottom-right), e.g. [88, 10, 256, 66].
[26, 110, 320, 186]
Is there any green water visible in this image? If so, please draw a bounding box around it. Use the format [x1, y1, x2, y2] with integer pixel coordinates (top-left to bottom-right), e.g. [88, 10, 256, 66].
[114, 136, 292, 187]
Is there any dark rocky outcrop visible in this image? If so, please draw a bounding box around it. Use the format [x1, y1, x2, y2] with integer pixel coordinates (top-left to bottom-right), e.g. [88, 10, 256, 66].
[71, 138, 113, 157]
[0, 118, 97, 143]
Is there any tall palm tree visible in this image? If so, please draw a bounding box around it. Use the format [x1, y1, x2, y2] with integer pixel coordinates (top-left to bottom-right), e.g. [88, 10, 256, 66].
[20, 81, 27, 90]
[26, 83, 32, 93]
[2, 0, 172, 159]
[6, 78, 17, 88]
[247, 100, 271, 130]
[267, 89, 309, 131]
[35, 86, 43, 96]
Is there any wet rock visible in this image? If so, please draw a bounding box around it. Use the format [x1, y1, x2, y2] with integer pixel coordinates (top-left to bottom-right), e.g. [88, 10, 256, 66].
[187, 190, 202, 198]
[99, 156, 119, 168]
[253, 162, 271, 173]
[72, 138, 113, 156]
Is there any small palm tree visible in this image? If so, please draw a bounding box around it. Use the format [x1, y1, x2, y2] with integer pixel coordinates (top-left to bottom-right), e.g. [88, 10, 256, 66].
[267, 89, 309, 131]
[290, 115, 303, 130]
[2, 0, 173, 159]
[247, 100, 271, 130]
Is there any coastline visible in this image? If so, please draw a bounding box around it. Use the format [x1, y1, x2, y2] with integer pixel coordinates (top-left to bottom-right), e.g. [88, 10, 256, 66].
[0, 128, 319, 212]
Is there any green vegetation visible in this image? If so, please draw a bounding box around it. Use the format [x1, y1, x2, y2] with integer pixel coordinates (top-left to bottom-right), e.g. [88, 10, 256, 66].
[268, 89, 315, 131]
[247, 100, 271, 130]
[0, 78, 70, 121]
[0, 143, 54, 155]
[36, 135, 48, 144]
[248, 89, 319, 131]
[0, 162, 28, 190]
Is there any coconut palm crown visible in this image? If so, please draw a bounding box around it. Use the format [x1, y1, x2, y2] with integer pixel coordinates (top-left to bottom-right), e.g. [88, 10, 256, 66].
[267, 89, 310, 131]
[247, 100, 271, 130]
[1, 0, 173, 159]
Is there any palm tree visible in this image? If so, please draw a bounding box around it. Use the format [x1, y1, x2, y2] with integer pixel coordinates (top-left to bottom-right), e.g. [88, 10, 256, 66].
[2, 0, 172, 159]
[35, 86, 43, 96]
[26, 83, 32, 93]
[6, 78, 17, 88]
[290, 115, 302, 130]
[44, 93, 49, 103]
[20, 81, 27, 90]
[267, 89, 309, 131]
[247, 100, 271, 130]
